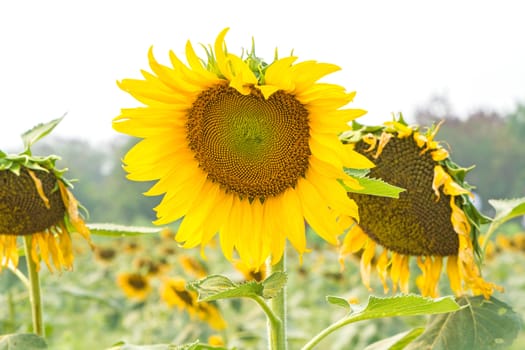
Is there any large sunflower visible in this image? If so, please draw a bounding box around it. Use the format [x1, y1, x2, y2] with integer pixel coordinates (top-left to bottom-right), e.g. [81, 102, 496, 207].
[113, 28, 373, 268]
[339, 118, 501, 298]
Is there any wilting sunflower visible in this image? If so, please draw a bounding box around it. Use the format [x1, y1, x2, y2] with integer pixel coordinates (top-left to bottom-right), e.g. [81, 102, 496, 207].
[113, 28, 374, 269]
[0, 132, 92, 273]
[339, 117, 501, 298]
[117, 272, 152, 301]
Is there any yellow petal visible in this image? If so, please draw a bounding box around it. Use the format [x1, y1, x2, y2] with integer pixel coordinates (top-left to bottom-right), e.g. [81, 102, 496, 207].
[264, 56, 297, 92]
[296, 179, 341, 245]
[360, 240, 376, 291]
[214, 28, 233, 80]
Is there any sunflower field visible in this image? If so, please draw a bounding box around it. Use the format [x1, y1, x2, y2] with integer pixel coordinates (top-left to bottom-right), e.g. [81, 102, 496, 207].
[1, 29, 524, 350]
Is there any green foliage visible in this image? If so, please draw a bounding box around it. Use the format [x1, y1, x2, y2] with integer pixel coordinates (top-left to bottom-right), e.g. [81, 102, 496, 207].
[337, 294, 460, 321]
[415, 101, 525, 216]
[21, 116, 64, 154]
[363, 328, 424, 350]
[406, 296, 521, 350]
[0, 333, 47, 350]
[188, 272, 287, 302]
[342, 168, 406, 198]
[490, 198, 525, 229]
[32, 136, 160, 224]
[87, 223, 164, 237]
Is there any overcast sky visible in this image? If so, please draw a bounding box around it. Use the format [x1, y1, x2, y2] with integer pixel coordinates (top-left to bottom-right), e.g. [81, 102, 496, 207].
[1, 0, 524, 151]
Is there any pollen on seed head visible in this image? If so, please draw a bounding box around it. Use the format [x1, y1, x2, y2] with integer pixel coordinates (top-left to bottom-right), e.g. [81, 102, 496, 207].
[187, 84, 311, 199]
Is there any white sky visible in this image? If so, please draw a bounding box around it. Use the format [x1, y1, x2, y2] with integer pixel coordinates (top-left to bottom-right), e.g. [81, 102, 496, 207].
[1, 0, 524, 151]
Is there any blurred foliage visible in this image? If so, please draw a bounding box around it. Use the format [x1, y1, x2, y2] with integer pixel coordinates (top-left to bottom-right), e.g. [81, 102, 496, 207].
[414, 96, 525, 217]
[32, 136, 160, 225]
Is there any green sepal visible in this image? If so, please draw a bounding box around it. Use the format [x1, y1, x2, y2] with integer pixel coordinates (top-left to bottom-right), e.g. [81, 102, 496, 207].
[188, 272, 287, 302]
[405, 296, 521, 350]
[87, 223, 164, 237]
[21, 115, 64, 155]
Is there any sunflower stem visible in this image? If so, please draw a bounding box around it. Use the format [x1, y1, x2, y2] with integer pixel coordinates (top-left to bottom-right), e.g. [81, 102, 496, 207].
[267, 255, 287, 350]
[23, 236, 45, 337]
[300, 317, 349, 350]
[7, 263, 30, 289]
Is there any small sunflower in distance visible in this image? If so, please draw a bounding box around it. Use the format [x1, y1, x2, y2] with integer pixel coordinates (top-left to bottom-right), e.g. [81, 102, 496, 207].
[113, 28, 374, 268]
[117, 272, 152, 301]
[339, 117, 501, 298]
[0, 118, 92, 272]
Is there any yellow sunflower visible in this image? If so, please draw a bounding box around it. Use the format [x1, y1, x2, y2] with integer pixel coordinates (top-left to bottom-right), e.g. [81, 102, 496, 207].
[93, 245, 117, 266]
[117, 272, 152, 301]
[113, 28, 373, 268]
[1, 154, 92, 273]
[233, 259, 267, 282]
[178, 254, 208, 278]
[196, 301, 227, 330]
[160, 277, 198, 314]
[339, 117, 501, 298]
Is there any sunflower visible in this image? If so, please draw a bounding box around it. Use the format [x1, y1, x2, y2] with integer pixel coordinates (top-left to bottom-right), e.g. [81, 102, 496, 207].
[339, 117, 501, 298]
[160, 277, 198, 314]
[178, 254, 208, 278]
[196, 301, 227, 330]
[233, 260, 267, 282]
[117, 272, 152, 301]
[1, 149, 92, 273]
[113, 28, 374, 269]
[93, 245, 117, 266]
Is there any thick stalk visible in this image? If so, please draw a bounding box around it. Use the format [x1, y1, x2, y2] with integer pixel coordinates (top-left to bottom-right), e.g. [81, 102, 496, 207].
[267, 255, 287, 350]
[23, 236, 45, 337]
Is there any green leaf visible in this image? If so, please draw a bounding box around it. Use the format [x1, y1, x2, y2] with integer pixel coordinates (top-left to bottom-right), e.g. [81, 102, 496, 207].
[105, 342, 169, 350]
[21, 116, 64, 153]
[488, 197, 525, 233]
[326, 295, 352, 310]
[406, 296, 521, 350]
[87, 223, 163, 237]
[188, 275, 263, 302]
[349, 177, 406, 198]
[0, 333, 47, 350]
[261, 272, 287, 299]
[342, 168, 405, 198]
[344, 294, 460, 323]
[363, 328, 425, 350]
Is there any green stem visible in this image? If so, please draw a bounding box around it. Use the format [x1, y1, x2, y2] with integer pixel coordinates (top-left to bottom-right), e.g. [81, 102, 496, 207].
[23, 236, 45, 337]
[301, 317, 349, 350]
[267, 255, 287, 350]
[7, 264, 30, 289]
[481, 222, 497, 260]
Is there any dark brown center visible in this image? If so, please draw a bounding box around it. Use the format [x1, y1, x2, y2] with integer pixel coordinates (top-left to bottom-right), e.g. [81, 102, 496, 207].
[186, 84, 311, 201]
[0, 169, 65, 235]
[347, 136, 459, 256]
